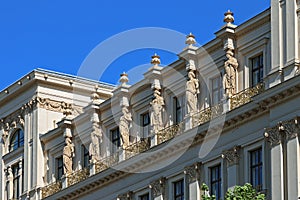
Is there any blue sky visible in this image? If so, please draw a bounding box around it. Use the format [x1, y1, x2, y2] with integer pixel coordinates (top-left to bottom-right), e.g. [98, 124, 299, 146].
[0, 0, 270, 90]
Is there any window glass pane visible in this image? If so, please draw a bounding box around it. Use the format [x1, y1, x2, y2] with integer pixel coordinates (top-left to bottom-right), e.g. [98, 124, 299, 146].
[210, 164, 221, 200]
[250, 148, 263, 190]
[251, 55, 263, 86]
[139, 193, 149, 200]
[174, 179, 184, 200]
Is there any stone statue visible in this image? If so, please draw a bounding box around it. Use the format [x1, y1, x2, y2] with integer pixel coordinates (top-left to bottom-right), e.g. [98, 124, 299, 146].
[150, 89, 165, 134]
[223, 49, 238, 97]
[63, 137, 74, 175]
[119, 106, 132, 148]
[186, 70, 199, 114]
[89, 124, 102, 162]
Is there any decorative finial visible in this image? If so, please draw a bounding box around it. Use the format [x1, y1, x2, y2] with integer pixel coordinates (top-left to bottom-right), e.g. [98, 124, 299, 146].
[185, 33, 196, 47]
[119, 72, 129, 86]
[224, 10, 234, 24]
[151, 53, 161, 66]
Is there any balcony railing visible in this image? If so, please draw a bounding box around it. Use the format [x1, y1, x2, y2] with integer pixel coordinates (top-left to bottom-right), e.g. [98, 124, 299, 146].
[192, 103, 223, 127]
[67, 168, 90, 187]
[41, 180, 62, 199]
[230, 82, 265, 110]
[157, 121, 185, 144]
[95, 152, 120, 174]
[125, 139, 151, 158]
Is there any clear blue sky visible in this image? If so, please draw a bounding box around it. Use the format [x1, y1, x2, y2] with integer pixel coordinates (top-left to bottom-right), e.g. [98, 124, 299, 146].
[0, 0, 270, 90]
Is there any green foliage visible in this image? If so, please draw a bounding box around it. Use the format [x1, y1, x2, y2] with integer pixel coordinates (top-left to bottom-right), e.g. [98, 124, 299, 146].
[225, 183, 265, 200]
[201, 183, 216, 200]
[201, 183, 265, 200]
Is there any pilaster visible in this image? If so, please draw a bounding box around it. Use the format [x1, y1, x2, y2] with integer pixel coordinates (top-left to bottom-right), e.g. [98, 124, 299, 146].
[222, 146, 240, 189]
[184, 163, 201, 200]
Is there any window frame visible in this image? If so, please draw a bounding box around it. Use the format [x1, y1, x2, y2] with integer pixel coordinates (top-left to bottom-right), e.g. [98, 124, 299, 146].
[209, 164, 222, 200]
[173, 179, 185, 200]
[56, 156, 64, 180]
[250, 54, 264, 87]
[82, 145, 90, 169]
[210, 75, 223, 106]
[111, 128, 121, 153]
[141, 112, 150, 139]
[9, 129, 24, 152]
[173, 95, 185, 124]
[250, 148, 263, 191]
[138, 193, 150, 200]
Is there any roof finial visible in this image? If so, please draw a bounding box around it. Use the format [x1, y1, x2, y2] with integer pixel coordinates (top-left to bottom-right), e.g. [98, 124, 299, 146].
[224, 10, 234, 24]
[119, 72, 129, 86]
[185, 33, 196, 47]
[151, 53, 161, 66]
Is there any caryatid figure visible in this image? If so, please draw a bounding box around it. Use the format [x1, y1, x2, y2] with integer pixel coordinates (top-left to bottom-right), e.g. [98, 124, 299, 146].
[223, 49, 238, 97]
[186, 70, 199, 114]
[63, 137, 75, 175]
[89, 125, 102, 162]
[119, 106, 132, 148]
[150, 89, 165, 134]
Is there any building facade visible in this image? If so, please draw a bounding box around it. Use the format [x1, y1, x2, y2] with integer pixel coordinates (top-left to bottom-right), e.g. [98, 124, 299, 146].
[1, 0, 300, 199]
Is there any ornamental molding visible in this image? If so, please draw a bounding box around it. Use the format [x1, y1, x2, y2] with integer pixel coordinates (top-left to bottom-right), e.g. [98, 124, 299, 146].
[264, 126, 281, 147]
[184, 162, 200, 183]
[222, 146, 240, 166]
[36, 97, 73, 114]
[149, 177, 166, 198]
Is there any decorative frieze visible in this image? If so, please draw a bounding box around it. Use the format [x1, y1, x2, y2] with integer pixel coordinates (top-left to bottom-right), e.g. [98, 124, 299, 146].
[0, 110, 25, 143]
[149, 177, 166, 198]
[222, 146, 240, 166]
[36, 97, 73, 114]
[184, 162, 200, 183]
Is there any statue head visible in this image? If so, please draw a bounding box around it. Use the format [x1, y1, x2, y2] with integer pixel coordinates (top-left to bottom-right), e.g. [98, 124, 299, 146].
[226, 49, 234, 59]
[188, 71, 195, 79]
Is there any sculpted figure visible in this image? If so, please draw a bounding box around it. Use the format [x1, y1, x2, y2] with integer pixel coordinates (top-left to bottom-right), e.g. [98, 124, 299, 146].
[119, 107, 132, 148]
[150, 89, 165, 134]
[186, 70, 199, 114]
[89, 124, 102, 161]
[63, 137, 75, 175]
[223, 49, 238, 97]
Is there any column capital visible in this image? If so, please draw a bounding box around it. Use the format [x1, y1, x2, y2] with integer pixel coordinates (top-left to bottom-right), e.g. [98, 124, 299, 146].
[221, 146, 240, 166]
[149, 177, 166, 198]
[117, 191, 133, 200]
[184, 162, 201, 183]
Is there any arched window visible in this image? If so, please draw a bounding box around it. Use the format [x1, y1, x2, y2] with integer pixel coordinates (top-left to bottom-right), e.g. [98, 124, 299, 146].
[9, 129, 24, 152]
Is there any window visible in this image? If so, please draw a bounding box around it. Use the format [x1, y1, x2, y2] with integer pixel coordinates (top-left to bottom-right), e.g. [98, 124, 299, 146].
[56, 156, 64, 180]
[211, 76, 223, 105]
[139, 193, 150, 200]
[210, 165, 221, 200]
[9, 129, 24, 152]
[111, 128, 121, 153]
[251, 54, 263, 86]
[173, 179, 184, 200]
[141, 112, 150, 138]
[82, 145, 90, 168]
[12, 164, 20, 199]
[250, 148, 263, 191]
[174, 96, 185, 124]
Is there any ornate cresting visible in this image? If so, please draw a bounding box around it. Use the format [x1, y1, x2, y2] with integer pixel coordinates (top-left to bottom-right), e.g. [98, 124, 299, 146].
[41, 181, 62, 199]
[230, 82, 265, 110]
[67, 168, 89, 187]
[156, 121, 184, 144]
[192, 103, 223, 127]
[125, 139, 151, 159]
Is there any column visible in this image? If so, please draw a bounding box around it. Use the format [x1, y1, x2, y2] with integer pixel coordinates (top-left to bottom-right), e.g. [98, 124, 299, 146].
[184, 163, 200, 200]
[265, 126, 284, 200]
[221, 146, 240, 190]
[0, 126, 5, 200]
[150, 178, 166, 200]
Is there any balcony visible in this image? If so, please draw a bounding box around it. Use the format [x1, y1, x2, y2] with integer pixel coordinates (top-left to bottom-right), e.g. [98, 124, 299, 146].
[40, 83, 265, 198]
